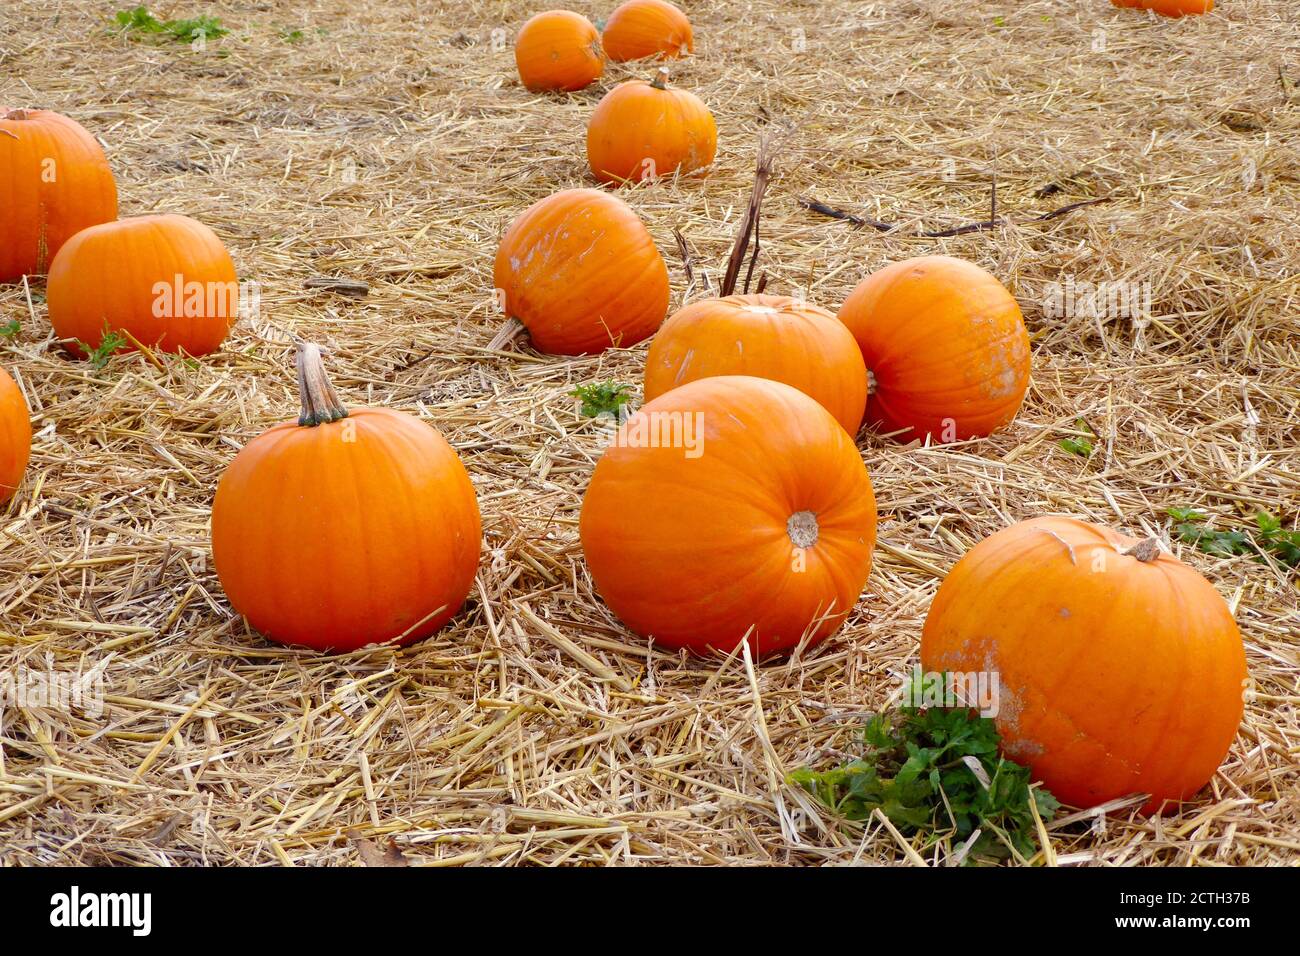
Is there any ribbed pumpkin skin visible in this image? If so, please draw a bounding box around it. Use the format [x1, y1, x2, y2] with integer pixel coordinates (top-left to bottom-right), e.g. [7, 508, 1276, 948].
[580, 376, 877, 655]
[0, 108, 117, 282]
[602, 0, 694, 61]
[212, 408, 482, 652]
[1112, 0, 1212, 15]
[47, 214, 238, 358]
[587, 77, 716, 185]
[920, 516, 1247, 812]
[494, 188, 669, 354]
[837, 255, 1030, 443]
[515, 10, 604, 92]
[0, 366, 31, 504]
[644, 294, 867, 435]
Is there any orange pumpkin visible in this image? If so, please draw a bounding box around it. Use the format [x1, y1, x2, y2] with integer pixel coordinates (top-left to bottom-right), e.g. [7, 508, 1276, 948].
[0, 108, 117, 282]
[494, 187, 670, 354]
[837, 255, 1030, 443]
[1112, 0, 1212, 15]
[644, 293, 867, 435]
[47, 214, 239, 359]
[921, 516, 1247, 812]
[580, 375, 877, 655]
[212, 343, 482, 653]
[587, 69, 716, 185]
[602, 0, 694, 62]
[0, 366, 31, 505]
[515, 10, 604, 92]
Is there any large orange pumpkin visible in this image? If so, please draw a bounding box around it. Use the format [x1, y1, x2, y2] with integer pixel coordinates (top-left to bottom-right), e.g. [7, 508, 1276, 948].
[493, 188, 670, 354]
[1112, 0, 1212, 15]
[602, 0, 694, 62]
[0, 108, 117, 282]
[580, 375, 877, 655]
[837, 255, 1030, 443]
[515, 10, 604, 92]
[644, 293, 867, 435]
[47, 214, 239, 358]
[587, 69, 716, 185]
[0, 366, 31, 505]
[920, 516, 1247, 813]
[212, 343, 482, 653]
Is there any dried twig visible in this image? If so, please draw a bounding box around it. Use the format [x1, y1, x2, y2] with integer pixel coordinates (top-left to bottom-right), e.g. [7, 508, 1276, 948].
[797, 197, 894, 232]
[672, 227, 695, 288]
[721, 133, 786, 297]
[801, 193, 1114, 235]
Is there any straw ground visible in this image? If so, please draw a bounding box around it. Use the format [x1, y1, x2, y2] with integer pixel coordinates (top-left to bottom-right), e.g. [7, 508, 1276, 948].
[0, 0, 1297, 865]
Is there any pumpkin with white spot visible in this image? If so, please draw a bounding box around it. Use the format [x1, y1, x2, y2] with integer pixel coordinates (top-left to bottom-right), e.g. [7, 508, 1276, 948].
[837, 255, 1030, 443]
[493, 188, 670, 355]
[920, 516, 1247, 812]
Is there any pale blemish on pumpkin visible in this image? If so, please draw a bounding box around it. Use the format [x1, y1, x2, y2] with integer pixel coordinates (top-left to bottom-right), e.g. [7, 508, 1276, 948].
[1059, 607, 1071, 618]
[1002, 736, 1045, 760]
[673, 348, 694, 384]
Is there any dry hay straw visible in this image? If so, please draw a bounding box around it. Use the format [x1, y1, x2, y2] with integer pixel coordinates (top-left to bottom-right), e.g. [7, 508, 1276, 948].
[1, 0, 1298, 866]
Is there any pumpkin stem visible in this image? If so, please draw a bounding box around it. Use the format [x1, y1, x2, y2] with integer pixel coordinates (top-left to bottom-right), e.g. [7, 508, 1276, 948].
[1123, 537, 1161, 563]
[488, 316, 527, 352]
[3, 108, 31, 121]
[867, 369, 877, 397]
[787, 511, 819, 549]
[651, 67, 669, 90]
[295, 341, 349, 427]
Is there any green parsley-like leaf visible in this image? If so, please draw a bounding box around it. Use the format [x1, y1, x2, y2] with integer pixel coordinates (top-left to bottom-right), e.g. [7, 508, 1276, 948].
[790, 697, 1059, 864]
[570, 381, 634, 420]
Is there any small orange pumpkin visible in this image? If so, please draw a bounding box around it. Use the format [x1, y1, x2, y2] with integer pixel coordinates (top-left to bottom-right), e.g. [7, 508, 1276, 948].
[602, 0, 694, 62]
[837, 255, 1030, 443]
[0, 108, 117, 282]
[587, 69, 716, 185]
[493, 187, 670, 354]
[580, 375, 877, 655]
[212, 343, 482, 653]
[1112, 0, 1212, 15]
[921, 516, 1247, 812]
[515, 10, 604, 92]
[47, 214, 239, 359]
[644, 293, 867, 435]
[0, 366, 32, 505]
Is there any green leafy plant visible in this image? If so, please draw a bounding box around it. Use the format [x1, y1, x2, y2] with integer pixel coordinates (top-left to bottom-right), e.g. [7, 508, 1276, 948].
[79, 327, 129, 369]
[571, 381, 634, 419]
[1169, 507, 1300, 570]
[280, 28, 305, 43]
[114, 6, 163, 31]
[0, 320, 20, 338]
[1059, 417, 1095, 457]
[790, 701, 1059, 864]
[1255, 511, 1300, 569]
[113, 7, 228, 43]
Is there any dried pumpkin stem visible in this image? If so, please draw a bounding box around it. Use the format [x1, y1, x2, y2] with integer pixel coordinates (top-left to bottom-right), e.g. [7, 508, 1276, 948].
[1123, 537, 1161, 563]
[787, 511, 819, 548]
[3, 108, 31, 121]
[867, 369, 877, 397]
[295, 341, 349, 427]
[487, 317, 527, 351]
[651, 67, 669, 90]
